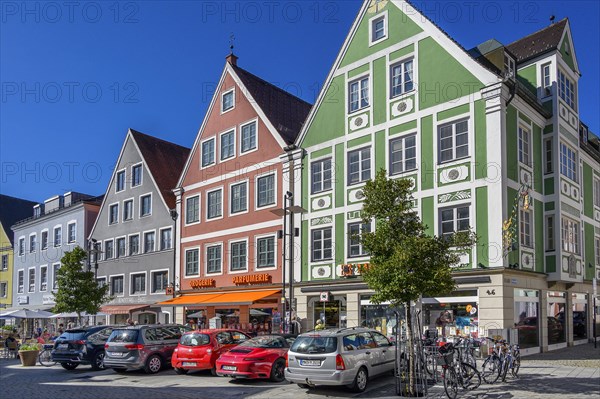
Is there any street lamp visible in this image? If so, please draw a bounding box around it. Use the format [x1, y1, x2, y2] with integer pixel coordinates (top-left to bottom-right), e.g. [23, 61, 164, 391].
[272, 192, 305, 334]
[88, 239, 102, 279]
[170, 209, 178, 325]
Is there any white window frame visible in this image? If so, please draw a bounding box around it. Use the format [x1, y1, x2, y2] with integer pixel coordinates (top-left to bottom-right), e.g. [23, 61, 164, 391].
[438, 118, 469, 164]
[558, 69, 576, 110]
[18, 237, 25, 256]
[96, 277, 107, 288]
[255, 172, 277, 210]
[159, 227, 173, 251]
[206, 187, 224, 220]
[104, 239, 114, 260]
[559, 142, 578, 183]
[544, 137, 553, 174]
[504, 54, 515, 78]
[128, 233, 140, 256]
[593, 176, 600, 208]
[348, 221, 371, 258]
[130, 272, 147, 296]
[518, 124, 531, 167]
[0, 282, 7, 298]
[311, 157, 333, 195]
[229, 180, 249, 216]
[220, 128, 236, 161]
[53, 225, 62, 247]
[52, 263, 60, 291]
[185, 194, 201, 225]
[123, 198, 134, 222]
[368, 11, 387, 45]
[561, 216, 580, 255]
[115, 236, 127, 258]
[390, 58, 414, 98]
[311, 227, 333, 262]
[1, 254, 7, 270]
[41, 229, 49, 250]
[200, 137, 216, 168]
[139, 193, 152, 218]
[439, 204, 471, 240]
[150, 269, 169, 294]
[221, 88, 235, 114]
[116, 168, 126, 192]
[347, 147, 372, 186]
[131, 162, 143, 188]
[39, 265, 48, 292]
[389, 134, 417, 175]
[108, 203, 119, 225]
[184, 247, 200, 277]
[541, 63, 551, 96]
[348, 75, 370, 113]
[229, 238, 248, 273]
[520, 209, 533, 248]
[205, 242, 223, 276]
[595, 236, 600, 266]
[255, 234, 277, 271]
[67, 221, 77, 243]
[240, 118, 258, 154]
[545, 215, 555, 252]
[110, 274, 125, 297]
[28, 266, 36, 293]
[29, 233, 37, 253]
[17, 269, 24, 293]
[143, 230, 156, 254]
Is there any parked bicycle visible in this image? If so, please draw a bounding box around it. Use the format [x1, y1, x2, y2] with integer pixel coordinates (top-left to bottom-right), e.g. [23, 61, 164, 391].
[481, 337, 503, 384]
[500, 342, 520, 381]
[38, 344, 56, 367]
[438, 342, 481, 399]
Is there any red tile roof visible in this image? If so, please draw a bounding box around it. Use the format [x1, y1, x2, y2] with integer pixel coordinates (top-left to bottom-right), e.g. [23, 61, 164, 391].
[506, 19, 568, 63]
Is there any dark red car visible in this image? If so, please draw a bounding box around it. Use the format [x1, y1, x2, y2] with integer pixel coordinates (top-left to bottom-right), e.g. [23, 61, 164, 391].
[171, 329, 250, 375]
[215, 335, 295, 382]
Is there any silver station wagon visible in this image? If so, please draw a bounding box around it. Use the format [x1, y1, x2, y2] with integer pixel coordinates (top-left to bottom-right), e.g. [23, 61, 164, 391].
[285, 327, 396, 392]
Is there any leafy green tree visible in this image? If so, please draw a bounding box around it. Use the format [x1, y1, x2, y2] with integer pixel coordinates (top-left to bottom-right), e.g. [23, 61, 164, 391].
[360, 169, 476, 396]
[53, 247, 111, 325]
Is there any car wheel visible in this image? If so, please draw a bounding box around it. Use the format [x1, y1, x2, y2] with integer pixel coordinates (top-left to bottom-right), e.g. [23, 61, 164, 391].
[61, 362, 78, 370]
[349, 367, 368, 393]
[174, 367, 188, 375]
[112, 368, 127, 373]
[210, 366, 217, 376]
[144, 355, 163, 374]
[269, 358, 286, 382]
[91, 352, 106, 371]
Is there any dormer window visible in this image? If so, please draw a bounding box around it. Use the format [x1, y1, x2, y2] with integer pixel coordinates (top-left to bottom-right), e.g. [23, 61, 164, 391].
[222, 89, 234, 113]
[541, 63, 551, 96]
[504, 54, 515, 78]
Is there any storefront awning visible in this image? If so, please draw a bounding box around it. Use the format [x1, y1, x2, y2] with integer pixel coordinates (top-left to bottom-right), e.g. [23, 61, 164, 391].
[158, 289, 280, 307]
[100, 304, 149, 315]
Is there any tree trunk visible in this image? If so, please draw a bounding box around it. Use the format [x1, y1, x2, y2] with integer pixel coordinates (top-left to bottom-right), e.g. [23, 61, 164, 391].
[77, 313, 82, 327]
[405, 304, 416, 396]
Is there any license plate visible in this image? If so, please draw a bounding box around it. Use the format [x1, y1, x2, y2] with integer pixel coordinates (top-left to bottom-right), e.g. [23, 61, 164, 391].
[299, 359, 320, 367]
[222, 365, 236, 371]
[182, 362, 196, 367]
[108, 352, 123, 357]
[58, 344, 68, 350]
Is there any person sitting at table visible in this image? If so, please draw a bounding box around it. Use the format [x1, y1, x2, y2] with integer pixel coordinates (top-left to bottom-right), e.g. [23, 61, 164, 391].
[4, 333, 19, 358]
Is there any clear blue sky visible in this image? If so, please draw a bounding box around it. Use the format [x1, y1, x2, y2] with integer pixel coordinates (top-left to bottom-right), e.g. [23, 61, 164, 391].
[1, 1, 598, 203]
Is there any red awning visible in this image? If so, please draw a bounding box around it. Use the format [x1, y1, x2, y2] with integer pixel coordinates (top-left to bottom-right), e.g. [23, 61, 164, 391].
[100, 304, 149, 315]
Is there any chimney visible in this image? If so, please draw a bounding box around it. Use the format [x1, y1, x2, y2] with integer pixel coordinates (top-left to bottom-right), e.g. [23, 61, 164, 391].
[226, 53, 238, 66]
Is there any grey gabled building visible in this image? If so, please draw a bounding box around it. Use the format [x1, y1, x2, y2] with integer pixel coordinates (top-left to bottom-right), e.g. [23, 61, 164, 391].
[90, 129, 190, 324]
[11, 192, 102, 313]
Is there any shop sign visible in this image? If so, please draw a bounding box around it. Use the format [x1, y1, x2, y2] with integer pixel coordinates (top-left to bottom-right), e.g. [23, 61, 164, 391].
[233, 273, 271, 285]
[340, 263, 371, 277]
[190, 279, 216, 289]
[319, 292, 330, 302]
[17, 296, 29, 305]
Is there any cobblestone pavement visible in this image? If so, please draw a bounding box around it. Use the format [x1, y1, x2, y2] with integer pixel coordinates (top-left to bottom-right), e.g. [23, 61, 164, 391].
[1, 343, 598, 399]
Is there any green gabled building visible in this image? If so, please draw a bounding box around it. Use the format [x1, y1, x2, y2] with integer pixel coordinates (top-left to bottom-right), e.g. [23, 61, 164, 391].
[292, 0, 599, 354]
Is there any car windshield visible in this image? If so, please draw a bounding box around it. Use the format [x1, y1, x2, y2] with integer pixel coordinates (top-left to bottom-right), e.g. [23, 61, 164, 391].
[290, 336, 337, 354]
[238, 336, 286, 349]
[58, 331, 87, 340]
[108, 330, 139, 343]
[179, 333, 210, 346]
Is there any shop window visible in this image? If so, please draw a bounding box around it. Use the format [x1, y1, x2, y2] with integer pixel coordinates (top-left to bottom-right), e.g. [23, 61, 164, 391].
[309, 295, 346, 329]
[571, 293, 588, 340]
[514, 288, 539, 350]
[547, 291, 566, 346]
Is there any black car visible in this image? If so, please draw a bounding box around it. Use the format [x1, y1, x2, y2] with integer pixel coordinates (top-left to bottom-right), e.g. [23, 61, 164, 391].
[52, 326, 115, 370]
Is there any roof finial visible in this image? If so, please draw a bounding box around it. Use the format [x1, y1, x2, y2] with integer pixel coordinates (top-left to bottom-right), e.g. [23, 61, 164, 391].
[226, 33, 238, 66]
[550, 15, 555, 24]
[229, 33, 235, 54]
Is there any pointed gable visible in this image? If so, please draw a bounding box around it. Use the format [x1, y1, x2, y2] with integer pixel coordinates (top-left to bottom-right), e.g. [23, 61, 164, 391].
[130, 129, 190, 210]
[231, 65, 312, 145]
[506, 19, 568, 64]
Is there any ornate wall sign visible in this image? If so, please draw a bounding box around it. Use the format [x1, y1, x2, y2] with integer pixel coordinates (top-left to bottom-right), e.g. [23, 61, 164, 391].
[311, 216, 333, 226]
[438, 190, 471, 204]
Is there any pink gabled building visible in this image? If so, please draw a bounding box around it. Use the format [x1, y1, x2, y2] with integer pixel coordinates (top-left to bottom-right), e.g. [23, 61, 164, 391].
[165, 54, 311, 333]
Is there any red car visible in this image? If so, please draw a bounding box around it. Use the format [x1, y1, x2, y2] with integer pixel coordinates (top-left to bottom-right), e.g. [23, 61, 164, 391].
[215, 334, 295, 382]
[171, 329, 250, 375]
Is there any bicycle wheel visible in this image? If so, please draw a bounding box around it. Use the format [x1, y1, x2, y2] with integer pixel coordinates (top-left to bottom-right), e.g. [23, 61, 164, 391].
[459, 362, 481, 390]
[462, 351, 477, 370]
[39, 349, 56, 367]
[500, 357, 510, 382]
[511, 353, 521, 377]
[425, 351, 437, 377]
[481, 356, 501, 384]
[443, 368, 458, 399]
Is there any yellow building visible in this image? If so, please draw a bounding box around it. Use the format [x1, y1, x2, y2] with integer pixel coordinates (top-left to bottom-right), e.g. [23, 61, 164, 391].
[0, 195, 36, 310]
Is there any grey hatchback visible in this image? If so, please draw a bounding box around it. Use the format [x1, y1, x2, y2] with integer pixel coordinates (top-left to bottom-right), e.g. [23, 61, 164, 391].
[104, 324, 190, 374]
[285, 327, 396, 392]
